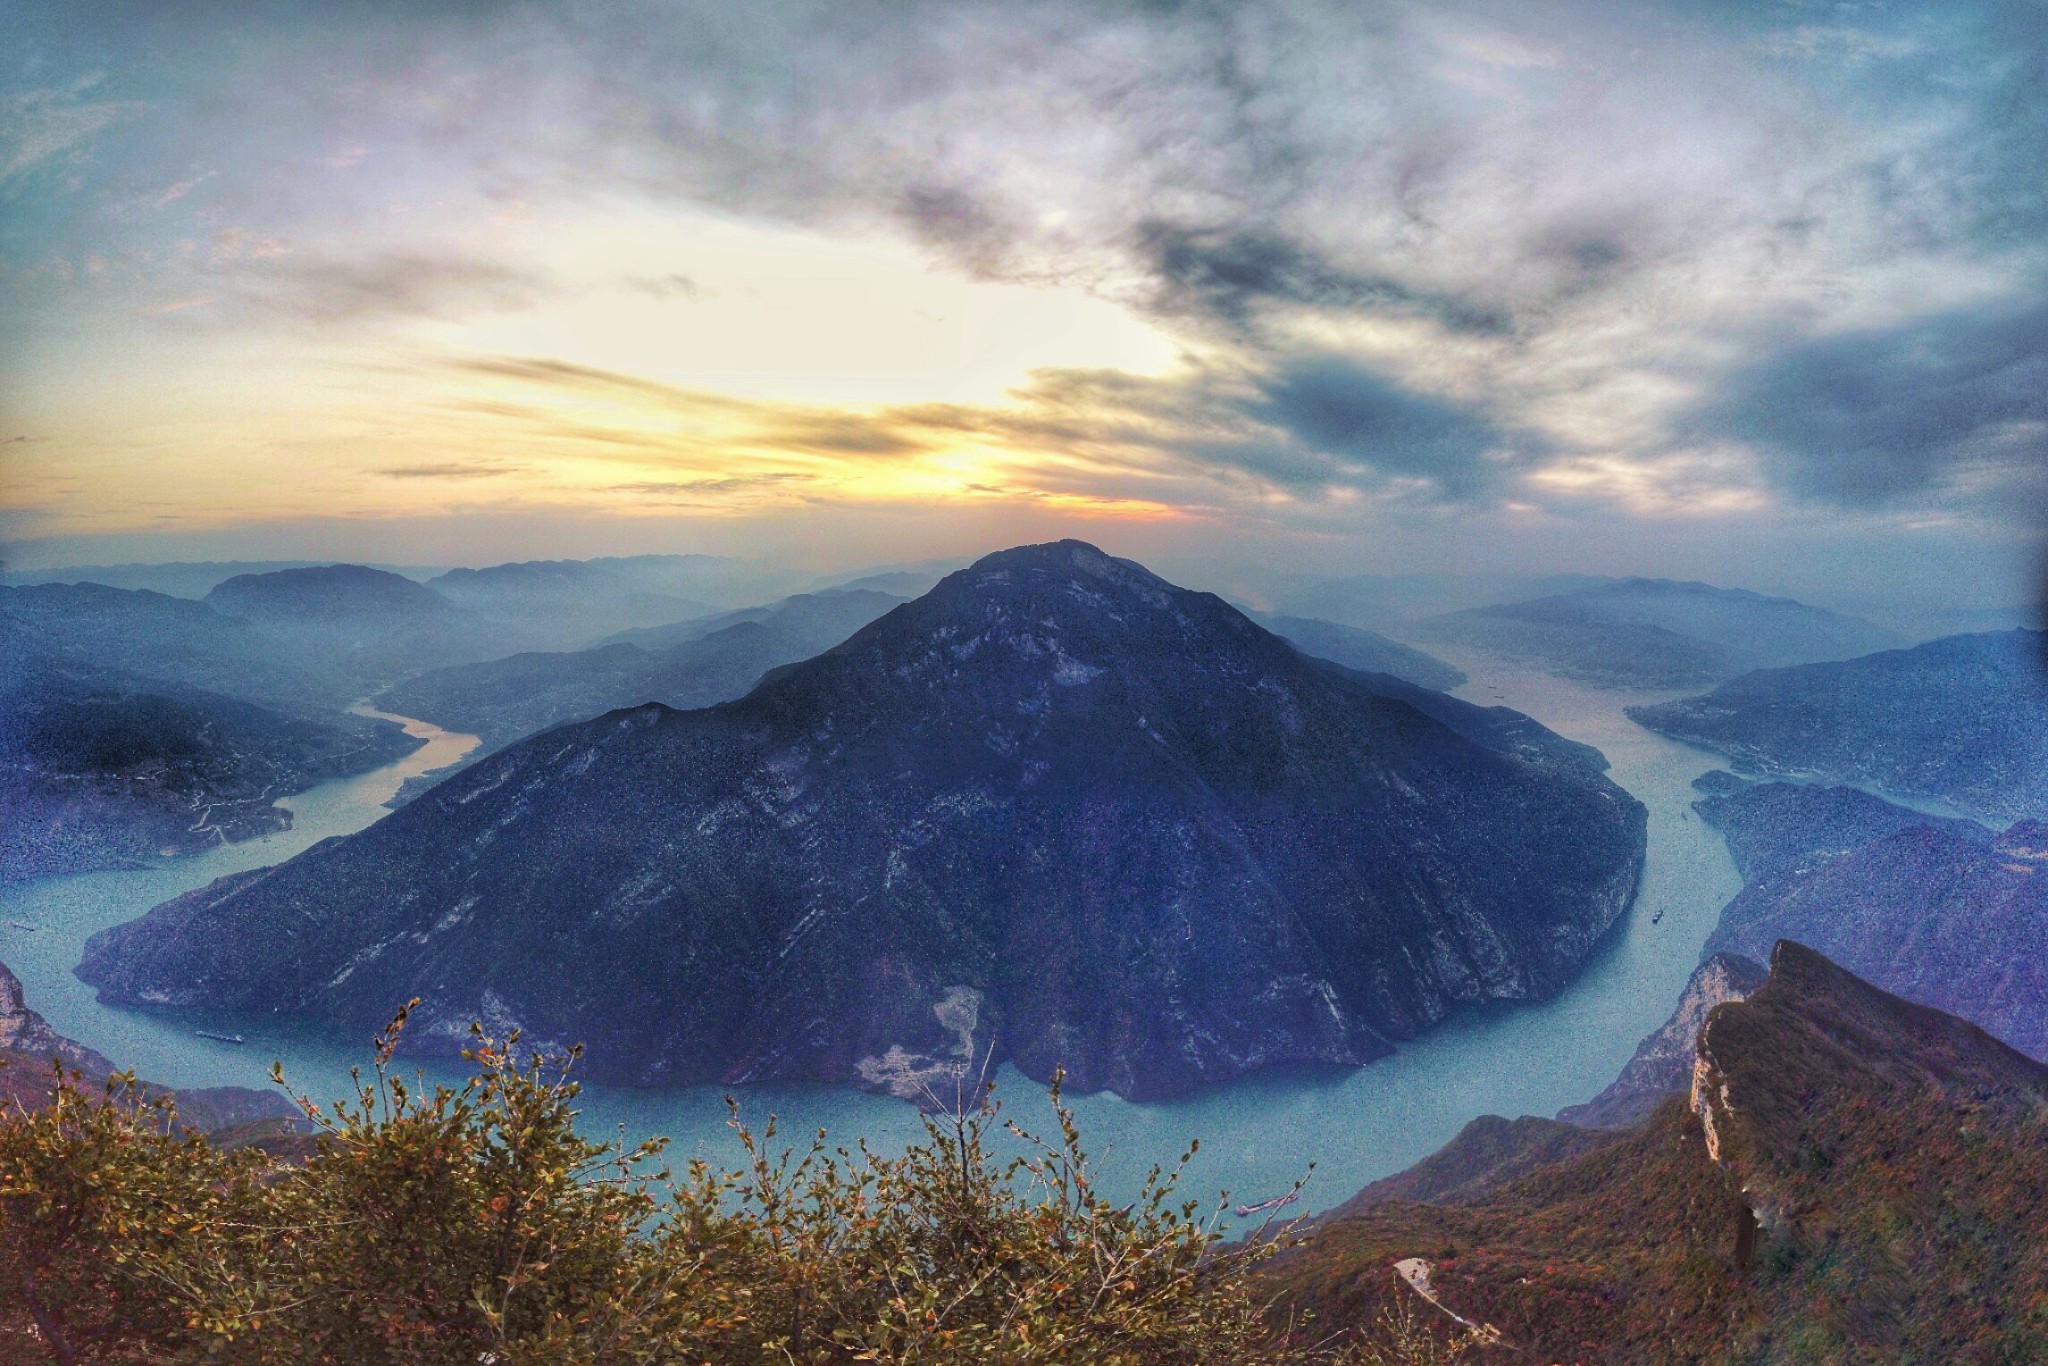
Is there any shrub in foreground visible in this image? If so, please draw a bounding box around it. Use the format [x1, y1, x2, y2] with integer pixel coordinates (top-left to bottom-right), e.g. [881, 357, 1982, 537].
[0, 1004, 1467, 1364]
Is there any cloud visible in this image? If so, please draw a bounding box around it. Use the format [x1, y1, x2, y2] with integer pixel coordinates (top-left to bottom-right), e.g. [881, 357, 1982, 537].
[1247, 355, 1523, 499]
[1692, 298, 2048, 508]
[230, 251, 547, 324]
[607, 473, 822, 506]
[0, 79, 133, 182]
[376, 462, 523, 479]
[624, 272, 707, 301]
[1138, 222, 1512, 337]
[16, 0, 2048, 549]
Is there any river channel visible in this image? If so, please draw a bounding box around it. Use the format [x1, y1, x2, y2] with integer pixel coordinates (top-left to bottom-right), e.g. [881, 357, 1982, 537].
[0, 659, 1741, 1216]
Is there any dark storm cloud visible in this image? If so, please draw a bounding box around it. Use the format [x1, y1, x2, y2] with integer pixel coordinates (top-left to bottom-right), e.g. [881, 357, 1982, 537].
[1140, 223, 1513, 336]
[1695, 300, 2048, 508]
[1249, 355, 1518, 498]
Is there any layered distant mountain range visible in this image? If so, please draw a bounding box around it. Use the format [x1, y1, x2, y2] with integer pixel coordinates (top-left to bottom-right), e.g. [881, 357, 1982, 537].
[378, 589, 910, 752]
[1686, 776, 2048, 1060]
[79, 542, 1646, 1099]
[1407, 577, 1902, 689]
[0, 617, 421, 882]
[1631, 628, 2048, 823]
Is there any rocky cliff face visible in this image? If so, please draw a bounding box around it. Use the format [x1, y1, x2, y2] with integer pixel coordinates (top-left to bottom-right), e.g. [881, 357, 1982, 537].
[0, 960, 295, 1133]
[79, 541, 1646, 1100]
[1274, 942, 2048, 1363]
[0, 961, 114, 1077]
[1558, 952, 1766, 1129]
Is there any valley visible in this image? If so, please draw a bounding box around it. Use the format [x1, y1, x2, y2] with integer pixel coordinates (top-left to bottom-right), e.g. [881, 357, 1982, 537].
[0, 623, 1744, 1218]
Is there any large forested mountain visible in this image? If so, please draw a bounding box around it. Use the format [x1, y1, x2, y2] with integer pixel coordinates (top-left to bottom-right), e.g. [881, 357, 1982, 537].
[80, 541, 1645, 1100]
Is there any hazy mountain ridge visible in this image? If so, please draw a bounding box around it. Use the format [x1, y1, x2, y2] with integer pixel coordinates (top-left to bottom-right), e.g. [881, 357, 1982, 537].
[78, 541, 1645, 1100]
[0, 625, 421, 881]
[203, 564, 558, 685]
[424, 555, 747, 650]
[1408, 577, 1902, 689]
[378, 589, 908, 751]
[1629, 629, 2048, 823]
[1241, 610, 1467, 691]
[0, 582, 352, 712]
[0, 560, 445, 598]
[1267, 571, 1618, 633]
[1273, 942, 2048, 1363]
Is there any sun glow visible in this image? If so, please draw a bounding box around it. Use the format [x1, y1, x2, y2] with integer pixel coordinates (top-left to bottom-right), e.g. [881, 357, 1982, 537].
[3, 201, 1197, 540]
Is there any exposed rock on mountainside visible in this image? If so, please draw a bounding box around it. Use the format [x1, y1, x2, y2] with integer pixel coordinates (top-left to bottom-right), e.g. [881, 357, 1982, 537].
[79, 541, 1645, 1100]
[1630, 629, 2048, 823]
[381, 589, 906, 751]
[1241, 610, 1467, 691]
[1558, 952, 1766, 1129]
[1409, 578, 1900, 689]
[0, 960, 114, 1077]
[1273, 943, 2048, 1363]
[0, 628, 422, 881]
[0, 959, 296, 1134]
[1694, 778, 2048, 1058]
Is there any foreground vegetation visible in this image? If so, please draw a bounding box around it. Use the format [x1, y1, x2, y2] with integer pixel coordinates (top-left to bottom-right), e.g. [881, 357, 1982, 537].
[0, 1002, 1462, 1364]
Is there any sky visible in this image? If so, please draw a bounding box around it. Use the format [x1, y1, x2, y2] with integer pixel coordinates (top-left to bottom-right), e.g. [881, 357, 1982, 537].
[2, 0, 2045, 608]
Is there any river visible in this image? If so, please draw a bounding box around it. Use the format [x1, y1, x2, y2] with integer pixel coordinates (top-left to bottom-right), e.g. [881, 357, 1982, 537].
[0, 659, 1741, 1216]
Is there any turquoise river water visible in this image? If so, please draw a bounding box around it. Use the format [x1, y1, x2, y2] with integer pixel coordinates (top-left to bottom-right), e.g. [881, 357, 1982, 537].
[0, 662, 1742, 1217]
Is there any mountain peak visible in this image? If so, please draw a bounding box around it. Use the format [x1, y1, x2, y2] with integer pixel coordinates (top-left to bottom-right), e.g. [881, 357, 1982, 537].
[943, 540, 1176, 602]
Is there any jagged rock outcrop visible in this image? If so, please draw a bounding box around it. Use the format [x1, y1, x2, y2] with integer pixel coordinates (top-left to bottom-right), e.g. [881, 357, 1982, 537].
[0, 961, 115, 1077]
[79, 541, 1645, 1100]
[1558, 952, 1767, 1129]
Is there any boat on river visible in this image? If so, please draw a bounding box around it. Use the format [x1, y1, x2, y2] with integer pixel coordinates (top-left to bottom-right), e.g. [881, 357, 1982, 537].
[194, 1030, 246, 1045]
